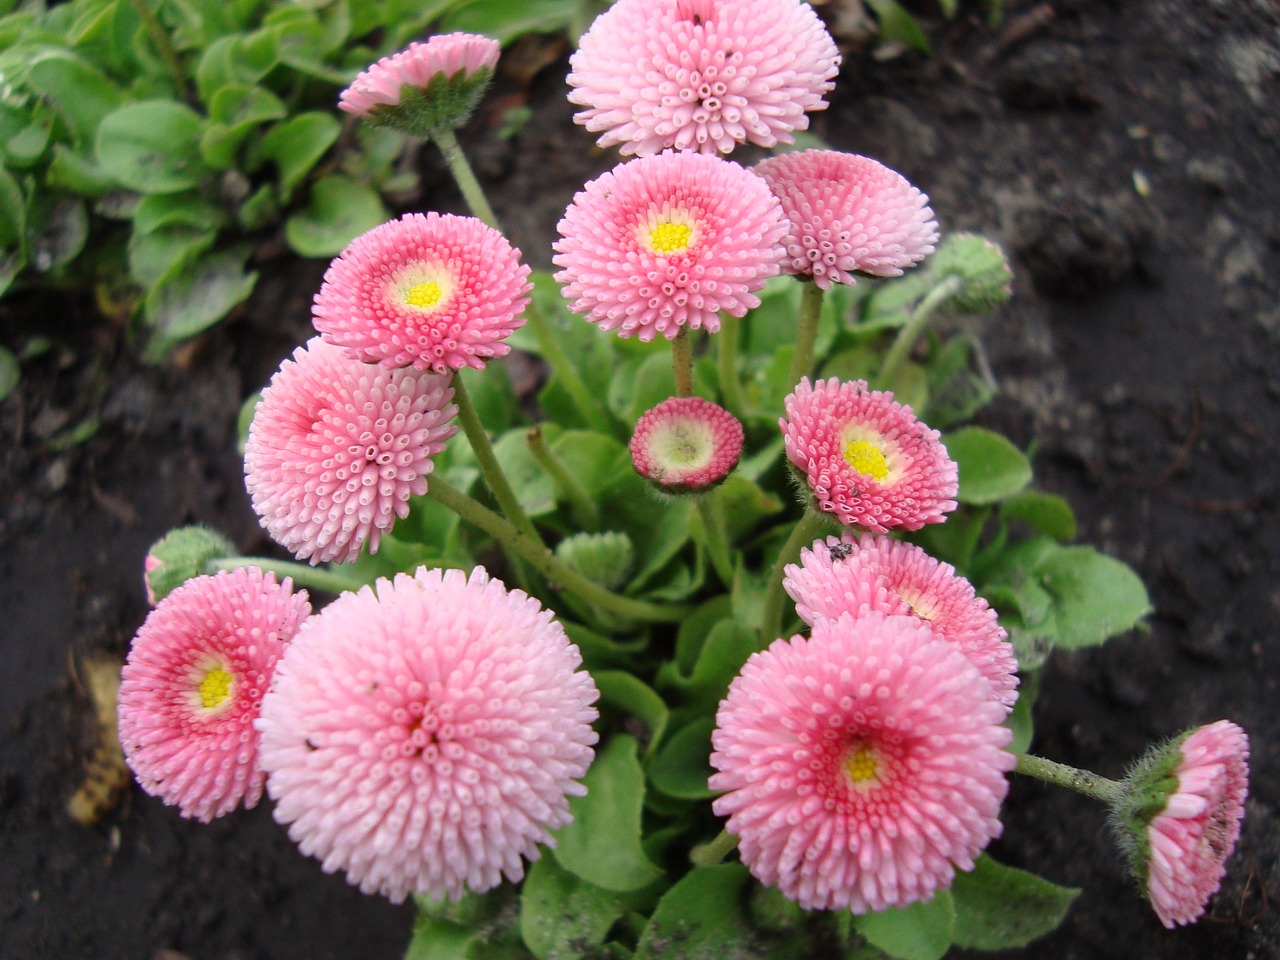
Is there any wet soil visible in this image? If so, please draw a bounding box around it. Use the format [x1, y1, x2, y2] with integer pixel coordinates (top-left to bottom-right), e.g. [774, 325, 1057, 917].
[2, 0, 1278, 957]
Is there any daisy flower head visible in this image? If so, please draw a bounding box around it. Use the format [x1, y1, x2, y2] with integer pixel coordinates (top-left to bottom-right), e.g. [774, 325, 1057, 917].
[553, 151, 787, 341]
[753, 151, 939, 289]
[784, 533, 1018, 711]
[244, 337, 458, 565]
[257, 566, 600, 904]
[568, 0, 840, 157]
[118, 567, 310, 822]
[630, 396, 744, 492]
[710, 611, 1015, 912]
[780, 377, 958, 533]
[313, 212, 532, 373]
[338, 33, 501, 138]
[1111, 720, 1249, 928]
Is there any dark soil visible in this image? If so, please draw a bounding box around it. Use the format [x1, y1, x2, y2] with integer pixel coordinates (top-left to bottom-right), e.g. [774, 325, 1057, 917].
[2, 1, 1278, 958]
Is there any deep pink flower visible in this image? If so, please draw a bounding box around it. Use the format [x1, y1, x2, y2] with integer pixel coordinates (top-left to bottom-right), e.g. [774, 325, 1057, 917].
[568, 0, 840, 156]
[118, 567, 310, 822]
[257, 566, 600, 903]
[313, 212, 532, 373]
[244, 337, 457, 565]
[753, 150, 939, 289]
[780, 377, 958, 532]
[710, 611, 1014, 912]
[630, 396, 743, 491]
[784, 533, 1018, 710]
[553, 152, 786, 341]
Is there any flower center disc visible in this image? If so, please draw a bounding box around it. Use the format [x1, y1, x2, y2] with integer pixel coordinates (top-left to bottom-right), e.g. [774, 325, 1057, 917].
[843, 742, 880, 788]
[404, 280, 444, 309]
[649, 221, 693, 255]
[843, 439, 889, 481]
[198, 665, 234, 710]
[654, 421, 712, 469]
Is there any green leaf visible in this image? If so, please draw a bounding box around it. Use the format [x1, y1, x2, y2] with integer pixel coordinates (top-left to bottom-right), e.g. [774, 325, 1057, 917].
[132, 193, 225, 236]
[207, 82, 287, 140]
[553, 735, 665, 893]
[442, 0, 583, 43]
[128, 223, 215, 288]
[0, 167, 24, 249]
[95, 100, 206, 193]
[1001, 490, 1077, 542]
[595, 671, 669, 758]
[634, 863, 751, 960]
[491, 425, 556, 517]
[143, 248, 257, 361]
[0, 345, 18, 402]
[950, 856, 1079, 950]
[195, 33, 280, 103]
[647, 717, 716, 800]
[943, 426, 1032, 505]
[658, 617, 755, 713]
[261, 111, 341, 200]
[45, 144, 114, 196]
[864, 0, 931, 54]
[855, 892, 954, 960]
[1005, 670, 1040, 754]
[404, 914, 482, 960]
[284, 175, 388, 259]
[26, 50, 125, 145]
[520, 854, 627, 960]
[1033, 546, 1151, 649]
[27, 195, 88, 272]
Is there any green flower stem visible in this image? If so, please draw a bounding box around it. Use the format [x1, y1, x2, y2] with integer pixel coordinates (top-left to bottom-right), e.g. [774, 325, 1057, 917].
[207, 557, 366, 595]
[128, 0, 191, 101]
[695, 489, 735, 588]
[526, 301, 620, 439]
[716, 312, 747, 417]
[433, 126, 500, 230]
[785, 280, 826, 389]
[527, 425, 601, 530]
[1014, 752, 1124, 804]
[878, 274, 964, 387]
[673, 327, 694, 397]
[453, 372, 545, 548]
[690, 829, 739, 868]
[758, 509, 830, 645]
[426, 476, 690, 623]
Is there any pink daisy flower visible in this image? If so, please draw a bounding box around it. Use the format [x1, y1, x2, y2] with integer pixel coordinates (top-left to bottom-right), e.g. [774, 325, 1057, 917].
[553, 151, 787, 341]
[313, 212, 533, 373]
[780, 377, 958, 532]
[630, 396, 743, 492]
[338, 33, 500, 137]
[244, 337, 457, 565]
[1112, 720, 1249, 928]
[710, 611, 1014, 912]
[753, 150, 939, 289]
[568, 0, 840, 157]
[784, 534, 1018, 710]
[118, 567, 310, 822]
[257, 566, 599, 903]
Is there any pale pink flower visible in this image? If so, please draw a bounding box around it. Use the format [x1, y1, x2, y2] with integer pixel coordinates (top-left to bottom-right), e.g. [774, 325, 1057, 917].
[313, 212, 532, 373]
[244, 337, 457, 565]
[753, 150, 939, 289]
[553, 152, 786, 341]
[784, 533, 1018, 710]
[257, 566, 599, 903]
[780, 377, 958, 532]
[118, 567, 310, 822]
[710, 611, 1014, 912]
[630, 396, 743, 491]
[568, 0, 840, 157]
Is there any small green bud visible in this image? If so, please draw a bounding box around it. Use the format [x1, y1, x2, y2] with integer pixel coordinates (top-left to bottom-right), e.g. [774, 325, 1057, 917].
[144, 526, 236, 604]
[931, 232, 1014, 312]
[554, 531, 635, 591]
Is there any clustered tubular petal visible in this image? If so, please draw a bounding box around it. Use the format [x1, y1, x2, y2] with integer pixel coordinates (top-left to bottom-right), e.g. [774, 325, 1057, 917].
[710, 612, 1014, 913]
[244, 337, 458, 565]
[568, 0, 840, 156]
[118, 567, 310, 822]
[630, 396, 744, 491]
[338, 33, 501, 116]
[257, 566, 600, 904]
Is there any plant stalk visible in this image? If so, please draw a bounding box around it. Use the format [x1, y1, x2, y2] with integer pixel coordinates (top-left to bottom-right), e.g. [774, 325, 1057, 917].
[1013, 752, 1124, 804]
[433, 126, 500, 230]
[878, 274, 964, 387]
[207, 557, 367, 595]
[785, 280, 826, 389]
[128, 0, 191, 101]
[526, 301, 620, 439]
[527, 425, 601, 530]
[672, 327, 694, 397]
[690, 829, 739, 868]
[716, 312, 746, 417]
[695, 489, 735, 588]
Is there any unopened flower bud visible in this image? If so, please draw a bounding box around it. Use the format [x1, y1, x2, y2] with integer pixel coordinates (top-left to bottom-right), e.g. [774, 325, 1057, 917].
[143, 526, 236, 605]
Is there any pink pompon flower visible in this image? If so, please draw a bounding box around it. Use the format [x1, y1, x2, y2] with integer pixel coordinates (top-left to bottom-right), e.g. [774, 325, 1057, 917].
[781, 377, 958, 532]
[568, 0, 840, 157]
[784, 534, 1018, 711]
[630, 396, 743, 492]
[257, 566, 600, 904]
[554, 152, 786, 341]
[118, 567, 310, 822]
[338, 34, 500, 136]
[710, 611, 1014, 912]
[244, 337, 457, 565]
[313, 212, 533, 373]
[753, 150, 939, 289]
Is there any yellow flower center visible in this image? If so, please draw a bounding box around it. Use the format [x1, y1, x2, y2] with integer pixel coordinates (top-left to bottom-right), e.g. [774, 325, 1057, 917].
[649, 221, 693, 254]
[197, 666, 233, 710]
[843, 743, 880, 786]
[404, 281, 443, 309]
[843, 440, 889, 481]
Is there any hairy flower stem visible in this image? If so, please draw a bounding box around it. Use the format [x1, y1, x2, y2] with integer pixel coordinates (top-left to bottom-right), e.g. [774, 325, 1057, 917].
[207, 557, 366, 595]
[785, 281, 826, 389]
[433, 126, 500, 230]
[128, 0, 191, 102]
[453, 373, 545, 548]
[427, 477, 691, 623]
[526, 301, 621, 439]
[878, 274, 965, 387]
[716, 313, 747, 417]
[527, 425, 601, 530]
[695, 490, 735, 588]
[1014, 752, 1124, 804]
[758, 509, 829, 646]
[690, 829, 739, 868]
[673, 328, 694, 397]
